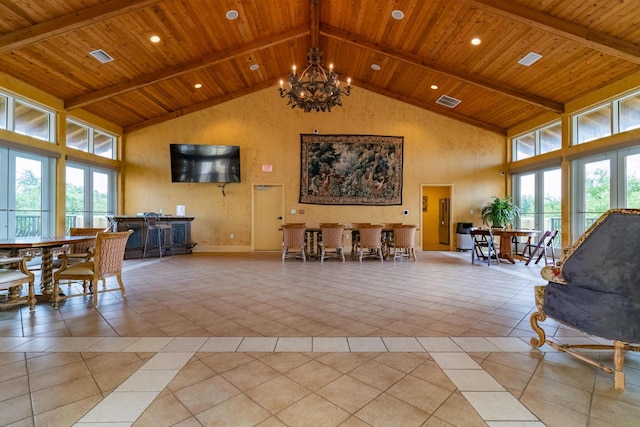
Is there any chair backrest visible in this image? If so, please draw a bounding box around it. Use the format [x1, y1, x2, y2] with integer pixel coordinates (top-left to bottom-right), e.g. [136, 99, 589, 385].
[383, 223, 402, 229]
[470, 227, 494, 243]
[68, 227, 109, 254]
[392, 225, 417, 247]
[282, 225, 306, 248]
[358, 225, 383, 248]
[94, 230, 133, 278]
[351, 223, 370, 230]
[545, 230, 559, 247]
[320, 225, 344, 247]
[143, 212, 160, 227]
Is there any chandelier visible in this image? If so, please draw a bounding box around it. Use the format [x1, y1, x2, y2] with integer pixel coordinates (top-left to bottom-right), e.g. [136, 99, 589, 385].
[279, 47, 352, 113]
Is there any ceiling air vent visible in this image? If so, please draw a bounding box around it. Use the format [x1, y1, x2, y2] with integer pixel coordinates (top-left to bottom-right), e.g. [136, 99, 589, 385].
[436, 95, 461, 108]
[90, 49, 114, 63]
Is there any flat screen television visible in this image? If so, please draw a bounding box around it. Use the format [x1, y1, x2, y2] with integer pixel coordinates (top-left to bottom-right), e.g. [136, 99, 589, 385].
[170, 144, 241, 183]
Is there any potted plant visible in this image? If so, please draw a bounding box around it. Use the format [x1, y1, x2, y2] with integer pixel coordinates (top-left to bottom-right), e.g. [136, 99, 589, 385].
[481, 196, 520, 228]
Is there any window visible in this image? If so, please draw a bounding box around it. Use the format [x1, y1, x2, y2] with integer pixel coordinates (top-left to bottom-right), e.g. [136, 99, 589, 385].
[0, 90, 56, 142]
[512, 121, 561, 161]
[575, 105, 612, 144]
[572, 146, 640, 238]
[65, 163, 116, 232]
[619, 93, 640, 132]
[0, 95, 6, 130]
[512, 167, 562, 246]
[0, 146, 55, 239]
[14, 100, 53, 141]
[66, 120, 89, 152]
[65, 119, 117, 159]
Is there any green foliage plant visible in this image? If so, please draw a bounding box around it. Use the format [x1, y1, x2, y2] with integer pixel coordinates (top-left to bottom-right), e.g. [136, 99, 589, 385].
[481, 196, 521, 228]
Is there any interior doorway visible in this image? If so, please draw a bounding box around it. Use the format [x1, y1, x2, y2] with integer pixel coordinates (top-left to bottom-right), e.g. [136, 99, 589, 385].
[252, 184, 285, 251]
[421, 185, 453, 251]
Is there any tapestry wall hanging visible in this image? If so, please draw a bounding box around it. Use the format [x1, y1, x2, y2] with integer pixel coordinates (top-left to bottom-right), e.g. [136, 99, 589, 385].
[299, 134, 403, 205]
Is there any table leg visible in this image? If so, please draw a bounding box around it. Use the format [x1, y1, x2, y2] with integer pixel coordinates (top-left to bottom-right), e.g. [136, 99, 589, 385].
[39, 247, 55, 297]
[498, 235, 516, 264]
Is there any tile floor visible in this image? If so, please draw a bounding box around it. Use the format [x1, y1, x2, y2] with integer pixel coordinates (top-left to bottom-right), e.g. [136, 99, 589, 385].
[0, 251, 639, 426]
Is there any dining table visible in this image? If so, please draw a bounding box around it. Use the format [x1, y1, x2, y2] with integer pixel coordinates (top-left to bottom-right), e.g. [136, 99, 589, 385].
[490, 229, 540, 264]
[0, 235, 96, 301]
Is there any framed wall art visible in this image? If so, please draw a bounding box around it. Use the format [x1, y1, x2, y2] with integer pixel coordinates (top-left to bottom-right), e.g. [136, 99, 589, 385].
[299, 134, 403, 205]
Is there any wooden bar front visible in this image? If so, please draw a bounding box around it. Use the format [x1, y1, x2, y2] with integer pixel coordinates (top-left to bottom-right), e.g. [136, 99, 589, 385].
[106, 216, 196, 259]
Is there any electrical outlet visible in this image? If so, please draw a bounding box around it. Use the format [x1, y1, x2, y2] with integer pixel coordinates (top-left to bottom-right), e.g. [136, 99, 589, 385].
[230, 233, 234, 239]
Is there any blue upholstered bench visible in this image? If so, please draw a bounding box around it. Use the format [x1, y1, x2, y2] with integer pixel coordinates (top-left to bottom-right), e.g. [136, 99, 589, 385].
[530, 209, 640, 390]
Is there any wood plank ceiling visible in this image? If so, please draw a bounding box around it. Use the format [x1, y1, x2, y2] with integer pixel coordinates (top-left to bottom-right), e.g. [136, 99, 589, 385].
[0, 0, 639, 135]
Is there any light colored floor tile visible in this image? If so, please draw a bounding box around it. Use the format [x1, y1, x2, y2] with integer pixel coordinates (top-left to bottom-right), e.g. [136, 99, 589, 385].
[430, 352, 482, 369]
[382, 337, 425, 352]
[486, 422, 547, 426]
[313, 337, 349, 352]
[141, 352, 193, 370]
[463, 391, 539, 421]
[0, 337, 34, 351]
[486, 337, 534, 352]
[160, 337, 207, 352]
[452, 337, 502, 352]
[10, 337, 69, 352]
[122, 337, 173, 352]
[348, 337, 387, 352]
[417, 337, 463, 352]
[275, 337, 312, 352]
[237, 337, 277, 352]
[199, 337, 243, 352]
[117, 369, 178, 391]
[47, 337, 104, 352]
[84, 337, 139, 352]
[444, 369, 506, 391]
[78, 391, 159, 423]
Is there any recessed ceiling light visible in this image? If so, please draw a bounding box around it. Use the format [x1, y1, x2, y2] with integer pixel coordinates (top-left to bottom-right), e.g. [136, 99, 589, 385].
[226, 10, 239, 20]
[430, 84, 439, 90]
[149, 35, 161, 43]
[471, 38, 481, 45]
[391, 10, 404, 20]
[518, 52, 543, 66]
[249, 64, 259, 71]
[371, 64, 381, 71]
[194, 83, 202, 89]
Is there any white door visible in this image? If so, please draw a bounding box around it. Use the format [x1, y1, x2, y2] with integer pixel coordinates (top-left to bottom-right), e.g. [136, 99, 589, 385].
[253, 185, 285, 250]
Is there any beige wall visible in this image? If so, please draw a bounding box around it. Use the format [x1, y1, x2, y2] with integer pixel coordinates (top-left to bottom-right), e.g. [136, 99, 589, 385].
[123, 86, 506, 251]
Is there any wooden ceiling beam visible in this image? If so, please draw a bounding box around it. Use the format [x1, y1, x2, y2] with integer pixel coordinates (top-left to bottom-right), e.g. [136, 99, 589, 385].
[65, 26, 309, 110]
[354, 80, 506, 135]
[461, 0, 640, 64]
[0, 0, 167, 55]
[310, 0, 320, 48]
[321, 26, 564, 113]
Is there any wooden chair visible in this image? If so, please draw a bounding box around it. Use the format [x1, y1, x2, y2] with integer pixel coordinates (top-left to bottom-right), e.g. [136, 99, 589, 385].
[357, 224, 384, 262]
[53, 230, 133, 308]
[319, 224, 345, 262]
[388, 225, 417, 262]
[0, 256, 36, 311]
[350, 223, 371, 259]
[470, 228, 499, 266]
[58, 227, 110, 265]
[281, 224, 307, 262]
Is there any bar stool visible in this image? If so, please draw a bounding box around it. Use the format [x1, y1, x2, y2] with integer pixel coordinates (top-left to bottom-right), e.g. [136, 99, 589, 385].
[143, 212, 173, 260]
